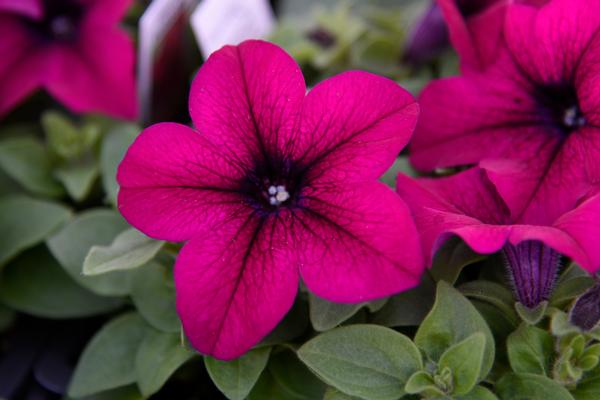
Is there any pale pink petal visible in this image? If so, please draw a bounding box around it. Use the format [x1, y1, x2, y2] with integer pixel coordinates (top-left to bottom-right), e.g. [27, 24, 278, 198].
[296, 71, 418, 183]
[44, 26, 137, 119]
[297, 181, 423, 302]
[175, 212, 299, 360]
[117, 123, 249, 242]
[189, 40, 306, 163]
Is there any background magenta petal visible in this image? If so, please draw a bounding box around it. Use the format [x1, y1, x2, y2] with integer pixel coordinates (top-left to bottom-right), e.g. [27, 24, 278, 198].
[83, 0, 133, 26]
[298, 181, 423, 302]
[44, 27, 137, 120]
[0, 0, 42, 18]
[117, 123, 248, 242]
[189, 40, 306, 164]
[0, 16, 45, 117]
[175, 213, 299, 360]
[297, 71, 418, 183]
[505, 0, 600, 83]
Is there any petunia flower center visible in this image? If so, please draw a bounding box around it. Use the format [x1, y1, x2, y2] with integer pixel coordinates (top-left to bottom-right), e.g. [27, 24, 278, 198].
[26, 0, 84, 42]
[240, 158, 306, 213]
[534, 83, 586, 137]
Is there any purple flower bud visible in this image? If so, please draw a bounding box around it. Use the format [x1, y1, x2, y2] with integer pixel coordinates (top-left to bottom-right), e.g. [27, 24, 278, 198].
[502, 241, 561, 309]
[570, 283, 600, 331]
[403, 2, 449, 66]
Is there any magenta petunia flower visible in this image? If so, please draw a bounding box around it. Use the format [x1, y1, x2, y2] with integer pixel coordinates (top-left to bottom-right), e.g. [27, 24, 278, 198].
[117, 40, 423, 360]
[0, 0, 137, 119]
[437, 0, 547, 71]
[411, 0, 600, 226]
[397, 167, 600, 308]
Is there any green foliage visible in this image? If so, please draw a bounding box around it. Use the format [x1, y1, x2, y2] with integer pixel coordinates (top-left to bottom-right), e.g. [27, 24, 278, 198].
[47, 209, 139, 296]
[100, 124, 138, 205]
[438, 333, 487, 395]
[205, 347, 271, 400]
[0, 195, 71, 266]
[0, 247, 121, 318]
[135, 328, 194, 397]
[298, 324, 422, 400]
[496, 373, 575, 400]
[69, 313, 150, 398]
[415, 281, 495, 381]
[507, 324, 553, 376]
[83, 228, 164, 276]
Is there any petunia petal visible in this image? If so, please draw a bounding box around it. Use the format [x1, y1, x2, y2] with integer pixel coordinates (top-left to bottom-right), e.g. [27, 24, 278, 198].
[296, 71, 418, 183]
[175, 212, 299, 360]
[189, 40, 306, 164]
[553, 193, 600, 273]
[297, 181, 423, 302]
[409, 54, 548, 172]
[117, 123, 248, 242]
[0, 16, 44, 117]
[505, 0, 600, 84]
[44, 27, 137, 120]
[84, 0, 133, 26]
[396, 169, 508, 265]
[437, 0, 507, 71]
[0, 0, 42, 18]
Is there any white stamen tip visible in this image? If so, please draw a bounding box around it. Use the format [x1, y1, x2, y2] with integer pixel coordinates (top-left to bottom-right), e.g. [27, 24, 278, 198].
[268, 185, 277, 195]
[269, 197, 278, 205]
[275, 191, 290, 203]
[276, 185, 286, 192]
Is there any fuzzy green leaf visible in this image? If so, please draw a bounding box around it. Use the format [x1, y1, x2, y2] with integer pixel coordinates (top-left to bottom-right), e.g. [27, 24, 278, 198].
[415, 281, 495, 381]
[69, 313, 150, 398]
[205, 347, 271, 400]
[83, 228, 163, 276]
[135, 329, 194, 397]
[507, 324, 553, 375]
[496, 373, 574, 400]
[298, 324, 422, 400]
[0, 195, 71, 266]
[438, 332, 486, 395]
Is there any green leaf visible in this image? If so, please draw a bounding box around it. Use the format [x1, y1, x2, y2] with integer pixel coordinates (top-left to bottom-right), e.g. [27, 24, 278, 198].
[0, 303, 15, 332]
[42, 111, 100, 159]
[551, 276, 595, 308]
[100, 124, 138, 205]
[67, 385, 144, 400]
[429, 238, 486, 285]
[459, 280, 519, 325]
[205, 347, 271, 400]
[571, 365, 600, 399]
[507, 325, 553, 375]
[269, 350, 326, 400]
[83, 228, 164, 276]
[515, 301, 548, 325]
[298, 324, 422, 400]
[47, 209, 140, 296]
[323, 387, 360, 399]
[247, 369, 296, 400]
[0, 247, 121, 318]
[371, 274, 435, 327]
[438, 332, 486, 395]
[414, 281, 495, 381]
[130, 262, 180, 333]
[309, 293, 364, 331]
[135, 329, 194, 397]
[55, 160, 99, 202]
[456, 385, 499, 400]
[0, 135, 63, 197]
[69, 313, 150, 398]
[0, 195, 71, 266]
[405, 371, 441, 396]
[496, 373, 575, 400]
